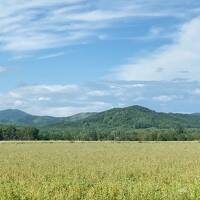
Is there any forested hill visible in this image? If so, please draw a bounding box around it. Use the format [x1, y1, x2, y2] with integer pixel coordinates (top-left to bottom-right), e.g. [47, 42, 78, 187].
[49, 105, 200, 130]
[0, 109, 95, 126]
[2, 106, 200, 141]
[0, 109, 64, 126]
[1, 106, 200, 129]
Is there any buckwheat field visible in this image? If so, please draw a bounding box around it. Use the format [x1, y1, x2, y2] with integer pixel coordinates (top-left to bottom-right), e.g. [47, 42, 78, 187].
[0, 142, 200, 200]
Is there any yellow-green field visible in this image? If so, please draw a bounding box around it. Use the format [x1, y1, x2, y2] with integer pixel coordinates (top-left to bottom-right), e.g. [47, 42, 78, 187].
[0, 142, 200, 200]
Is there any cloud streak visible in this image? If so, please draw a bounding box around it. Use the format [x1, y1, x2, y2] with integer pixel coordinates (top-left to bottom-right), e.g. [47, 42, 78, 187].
[38, 52, 65, 60]
[114, 17, 200, 81]
[0, 0, 198, 52]
[0, 81, 199, 116]
[0, 66, 8, 73]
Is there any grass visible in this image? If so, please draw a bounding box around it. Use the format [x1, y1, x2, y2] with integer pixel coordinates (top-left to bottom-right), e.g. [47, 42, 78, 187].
[0, 141, 200, 199]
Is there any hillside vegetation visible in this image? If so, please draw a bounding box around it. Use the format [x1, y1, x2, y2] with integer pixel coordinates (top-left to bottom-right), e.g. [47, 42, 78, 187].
[0, 109, 65, 126]
[1, 105, 200, 141]
[51, 105, 200, 129]
[1, 105, 200, 128]
[0, 109, 95, 126]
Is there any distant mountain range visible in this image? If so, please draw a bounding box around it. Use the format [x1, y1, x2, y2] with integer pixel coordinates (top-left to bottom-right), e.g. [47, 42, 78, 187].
[0, 109, 95, 126]
[1, 106, 200, 129]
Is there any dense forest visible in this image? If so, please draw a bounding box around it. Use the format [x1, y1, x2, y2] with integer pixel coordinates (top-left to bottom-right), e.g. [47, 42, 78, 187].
[0, 125, 39, 140]
[2, 106, 200, 129]
[40, 127, 200, 141]
[1, 124, 200, 141]
[1, 105, 200, 141]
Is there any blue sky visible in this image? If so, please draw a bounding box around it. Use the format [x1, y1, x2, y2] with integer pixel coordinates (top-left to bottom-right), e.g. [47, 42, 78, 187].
[0, 0, 200, 116]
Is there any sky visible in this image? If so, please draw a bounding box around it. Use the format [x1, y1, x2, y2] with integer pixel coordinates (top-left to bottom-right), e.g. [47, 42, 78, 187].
[1, 0, 200, 116]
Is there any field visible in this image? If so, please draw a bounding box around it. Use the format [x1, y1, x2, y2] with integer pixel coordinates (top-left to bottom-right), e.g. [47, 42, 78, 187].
[0, 142, 200, 200]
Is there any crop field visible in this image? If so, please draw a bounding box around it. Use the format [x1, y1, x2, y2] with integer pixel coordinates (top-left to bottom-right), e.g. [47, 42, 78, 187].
[0, 142, 200, 200]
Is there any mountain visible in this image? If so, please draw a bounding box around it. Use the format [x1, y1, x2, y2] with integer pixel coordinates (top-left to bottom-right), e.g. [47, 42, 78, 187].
[64, 112, 96, 122]
[49, 105, 200, 130]
[0, 109, 64, 126]
[0, 109, 96, 126]
[1, 106, 200, 129]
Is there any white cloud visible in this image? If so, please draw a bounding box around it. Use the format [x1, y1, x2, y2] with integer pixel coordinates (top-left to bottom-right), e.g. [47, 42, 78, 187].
[38, 97, 51, 101]
[38, 52, 65, 60]
[0, 82, 137, 116]
[35, 102, 111, 117]
[115, 17, 200, 81]
[11, 84, 79, 96]
[9, 54, 33, 61]
[153, 95, 178, 102]
[0, 81, 199, 116]
[0, 0, 196, 52]
[125, 84, 145, 88]
[0, 83, 112, 116]
[13, 100, 24, 106]
[192, 88, 200, 95]
[0, 66, 8, 73]
[87, 90, 109, 97]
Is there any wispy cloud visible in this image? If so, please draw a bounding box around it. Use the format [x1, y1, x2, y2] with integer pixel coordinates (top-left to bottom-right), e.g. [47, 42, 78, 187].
[9, 54, 33, 61]
[153, 95, 178, 102]
[114, 17, 200, 82]
[0, 66, 8, 73]
[192, 88, 200, 95]
[38, 52, 65, 60]
[0, 0, 198, 52]
[0, 81, 200, 116]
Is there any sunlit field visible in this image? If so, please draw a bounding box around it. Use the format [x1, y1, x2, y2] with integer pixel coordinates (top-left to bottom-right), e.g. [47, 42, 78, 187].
[0, 142, 200, 200]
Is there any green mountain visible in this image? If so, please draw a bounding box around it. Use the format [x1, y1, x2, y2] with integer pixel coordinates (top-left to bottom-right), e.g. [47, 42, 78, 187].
[1, 106, 200, 129]
[50, 105, 200, 130]
[64, 112, 97, 122]
[0, 109, 95, 126]
[2, 106, 200, 141]
[0, 109, 64, 126]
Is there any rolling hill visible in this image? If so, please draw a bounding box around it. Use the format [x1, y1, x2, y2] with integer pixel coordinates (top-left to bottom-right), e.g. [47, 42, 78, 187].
[0, 109, 95, 126]
[49, 105, 200, 130]
[1, 106, 200, 130]
[0, 109, 64, 126]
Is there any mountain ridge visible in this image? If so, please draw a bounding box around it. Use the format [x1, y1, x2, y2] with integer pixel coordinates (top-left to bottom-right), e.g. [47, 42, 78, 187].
[47, 105, 200, 130]
[0, 105, 200, 129]
[0, 109, 96, 126]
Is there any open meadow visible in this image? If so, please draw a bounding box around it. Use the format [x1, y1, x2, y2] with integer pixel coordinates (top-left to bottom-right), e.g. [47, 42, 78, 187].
[0, 141, 200, 200]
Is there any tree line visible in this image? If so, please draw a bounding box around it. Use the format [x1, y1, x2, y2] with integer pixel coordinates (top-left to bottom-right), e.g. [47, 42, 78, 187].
[0, 125, 39, 140]
[40, 126, 200, 141]
[1, 125, 200, 141]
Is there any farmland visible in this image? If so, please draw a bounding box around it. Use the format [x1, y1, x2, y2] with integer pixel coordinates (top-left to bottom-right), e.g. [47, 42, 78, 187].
[0, 142, 200, 199]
